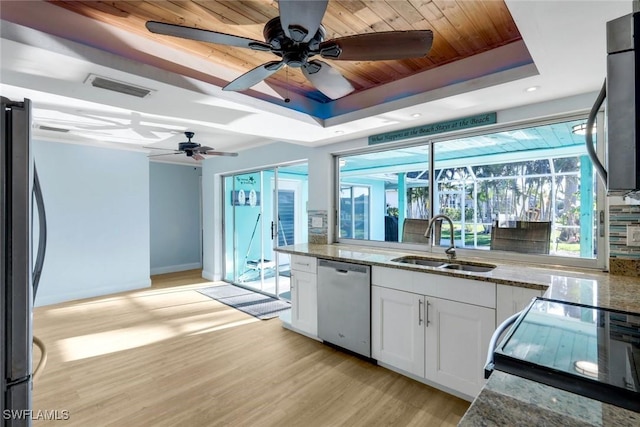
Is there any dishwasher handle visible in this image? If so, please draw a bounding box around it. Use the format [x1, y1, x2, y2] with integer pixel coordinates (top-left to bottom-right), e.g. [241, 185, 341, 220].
[318, 259, 369, 274]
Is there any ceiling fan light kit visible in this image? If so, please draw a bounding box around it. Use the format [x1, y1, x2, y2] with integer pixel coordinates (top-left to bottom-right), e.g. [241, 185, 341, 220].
[146, 0, 433, 100]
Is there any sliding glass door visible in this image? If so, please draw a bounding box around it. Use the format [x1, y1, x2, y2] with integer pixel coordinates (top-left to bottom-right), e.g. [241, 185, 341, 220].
[273, 163, 308, 300]
[223, 163, 308, 299]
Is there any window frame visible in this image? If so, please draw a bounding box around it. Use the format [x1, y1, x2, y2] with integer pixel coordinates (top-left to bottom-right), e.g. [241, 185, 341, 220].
[335, 111, 606, 270]
[338, 183, 371, 240]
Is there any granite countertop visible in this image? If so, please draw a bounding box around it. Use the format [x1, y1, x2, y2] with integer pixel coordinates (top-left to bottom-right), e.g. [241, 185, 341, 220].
[276, 243, 640, 425]
[277, 243, 640, 312]
[459, 371, 640, 427]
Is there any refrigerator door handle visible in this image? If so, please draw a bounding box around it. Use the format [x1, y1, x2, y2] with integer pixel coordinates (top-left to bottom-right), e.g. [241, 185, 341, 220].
[484, 311, 521, 379]
[32, 164, 47, 299]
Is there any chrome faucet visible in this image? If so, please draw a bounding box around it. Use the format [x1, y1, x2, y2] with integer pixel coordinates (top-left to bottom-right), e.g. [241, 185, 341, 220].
[424, 214, 457, 260]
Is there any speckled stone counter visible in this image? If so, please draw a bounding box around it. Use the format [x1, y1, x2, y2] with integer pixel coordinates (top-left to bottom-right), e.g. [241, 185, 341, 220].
[277, 243, 640, 312]
[276, 243, 640, 424]
[458, 371, 640, 426]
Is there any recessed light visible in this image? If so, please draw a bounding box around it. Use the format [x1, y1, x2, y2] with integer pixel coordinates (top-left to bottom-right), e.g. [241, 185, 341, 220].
[572, 123, 596, 135]
[525, 86, 539, 93]
[411, 113, 422, 118]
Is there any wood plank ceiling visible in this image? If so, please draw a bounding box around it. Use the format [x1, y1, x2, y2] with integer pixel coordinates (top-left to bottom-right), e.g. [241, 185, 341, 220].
[47, 1, 522, 102]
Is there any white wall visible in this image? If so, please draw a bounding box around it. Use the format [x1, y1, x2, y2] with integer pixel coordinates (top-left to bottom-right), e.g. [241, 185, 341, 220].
[149, 162, 202, 274]
[201, 142, 310, 280]
[33, 140, 150, 306]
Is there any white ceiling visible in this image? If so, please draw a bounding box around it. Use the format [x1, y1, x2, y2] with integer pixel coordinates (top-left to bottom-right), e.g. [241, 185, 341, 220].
[0, 0, 633, 164]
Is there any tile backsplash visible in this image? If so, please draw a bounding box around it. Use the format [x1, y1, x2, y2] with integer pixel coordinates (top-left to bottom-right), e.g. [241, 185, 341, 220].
[308, 210, 328, 244]
[609, 205, 640, 276]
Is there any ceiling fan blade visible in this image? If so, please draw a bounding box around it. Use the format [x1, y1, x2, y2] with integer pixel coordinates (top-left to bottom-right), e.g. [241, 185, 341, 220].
[319, 30, 434, 61]
[278, 0, 328, 43]
[223, 61, 284, 92]
[195, 146, 215, 153]
[203, 150, 239, 157]
[302, 60, 354, 99]
[146, 21, 272, 51]
[192, 153, 205, 161]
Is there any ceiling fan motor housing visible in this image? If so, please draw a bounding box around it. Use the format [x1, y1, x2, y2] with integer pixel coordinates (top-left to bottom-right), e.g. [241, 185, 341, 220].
[263, 17, 326, 67]
[179, 142, 200, 153]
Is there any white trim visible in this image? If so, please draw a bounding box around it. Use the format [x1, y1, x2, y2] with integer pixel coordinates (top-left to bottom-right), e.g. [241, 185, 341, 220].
[150, 262, 202, 275]
[34, 279, 151, 307]
[202, 269, 217, 281]
[376, 361, 472, 402]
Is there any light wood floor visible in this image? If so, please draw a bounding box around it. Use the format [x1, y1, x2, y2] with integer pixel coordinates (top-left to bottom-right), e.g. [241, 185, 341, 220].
[32, 270, 469, 426]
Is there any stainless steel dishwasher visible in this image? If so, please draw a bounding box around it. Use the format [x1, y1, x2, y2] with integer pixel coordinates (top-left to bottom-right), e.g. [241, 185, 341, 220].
[317, 259, 371, 358]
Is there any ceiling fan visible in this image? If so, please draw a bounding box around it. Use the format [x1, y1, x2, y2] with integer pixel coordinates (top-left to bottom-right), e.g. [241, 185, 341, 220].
[147, 131, 238, 161]
[146, 0, 434, 100]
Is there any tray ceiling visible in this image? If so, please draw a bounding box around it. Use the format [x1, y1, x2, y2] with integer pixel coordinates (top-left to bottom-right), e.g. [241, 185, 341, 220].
[47, 0, 526, 107]
[0, 1, 631, 161]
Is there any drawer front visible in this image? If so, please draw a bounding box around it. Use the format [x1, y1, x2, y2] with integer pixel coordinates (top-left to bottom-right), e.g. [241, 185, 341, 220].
[415, 274, 496, 309]
[373, 266, 496, 308]
[372, 267, 415, 293]
[290, 255, 317, 274]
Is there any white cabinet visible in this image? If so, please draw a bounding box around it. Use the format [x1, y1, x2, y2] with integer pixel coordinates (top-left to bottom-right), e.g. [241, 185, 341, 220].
[372, 286, 425, 377]
[425, 297, 495, 397]
[372, 267, 497, 398]
[496, 284, 543, 325]
[290, 255, 317, 337]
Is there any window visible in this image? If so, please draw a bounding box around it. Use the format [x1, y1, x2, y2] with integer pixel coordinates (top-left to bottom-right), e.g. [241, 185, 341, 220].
[336, 117, 602, 267]
[339, 185, 370, 239]
[337, 145, 430, 242]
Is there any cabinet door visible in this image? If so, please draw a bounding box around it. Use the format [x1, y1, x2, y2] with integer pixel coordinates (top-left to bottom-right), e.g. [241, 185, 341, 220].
[291, 270, 317, 337]
[496, 285, 543, 325]
[372, 286, 425, 377]
[425, 297, 495, 397]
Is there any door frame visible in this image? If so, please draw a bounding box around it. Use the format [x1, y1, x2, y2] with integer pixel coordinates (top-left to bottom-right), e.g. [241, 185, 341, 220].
[221, 163, 308, 299]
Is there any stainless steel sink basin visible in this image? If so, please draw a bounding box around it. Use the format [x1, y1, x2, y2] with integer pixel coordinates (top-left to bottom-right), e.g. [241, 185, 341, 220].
[391, 256, 496, 272]
[390, 256, 446, 268]
[440, 263, 496, 272]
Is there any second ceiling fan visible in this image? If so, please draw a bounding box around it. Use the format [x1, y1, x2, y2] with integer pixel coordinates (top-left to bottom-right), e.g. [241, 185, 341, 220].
[147, 132, 238, 161]
[146, 0, 434, 100]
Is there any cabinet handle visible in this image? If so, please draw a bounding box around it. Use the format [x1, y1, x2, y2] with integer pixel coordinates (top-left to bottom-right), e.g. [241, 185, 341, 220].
[296, 262, 310, 267]
[418, 299, 423, 325]
[425, 300, 431, 327]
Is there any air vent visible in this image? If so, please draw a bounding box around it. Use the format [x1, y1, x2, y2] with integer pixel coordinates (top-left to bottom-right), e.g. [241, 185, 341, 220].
[84, 74, 154, 98]
[38, 125, 69, 133]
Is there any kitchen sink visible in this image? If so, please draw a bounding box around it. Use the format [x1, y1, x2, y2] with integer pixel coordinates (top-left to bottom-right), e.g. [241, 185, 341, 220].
[391, 256, 496, 272]
[390, 256, 447, 268]
[440, 263, 496, 272]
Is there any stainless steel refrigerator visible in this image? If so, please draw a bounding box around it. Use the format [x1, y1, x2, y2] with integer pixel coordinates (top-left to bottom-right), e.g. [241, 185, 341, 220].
[1, 97, 47, 426]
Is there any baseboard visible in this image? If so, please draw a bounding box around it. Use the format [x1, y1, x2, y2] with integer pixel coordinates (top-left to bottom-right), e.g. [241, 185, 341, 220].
[202, 270, 222, 281]
[150, 262, 202, 275]
[281, 320, 321, 342]
[34, 278, 151, 307]
[376, 361, 473, 402]
[202, 269, 214, 281]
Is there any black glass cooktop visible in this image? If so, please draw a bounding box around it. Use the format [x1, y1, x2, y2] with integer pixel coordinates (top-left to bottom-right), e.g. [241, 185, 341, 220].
[493, 297, 640, 412]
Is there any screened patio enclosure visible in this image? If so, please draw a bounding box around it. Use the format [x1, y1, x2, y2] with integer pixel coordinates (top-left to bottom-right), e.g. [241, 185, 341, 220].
[338, 118, 599, 260]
